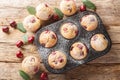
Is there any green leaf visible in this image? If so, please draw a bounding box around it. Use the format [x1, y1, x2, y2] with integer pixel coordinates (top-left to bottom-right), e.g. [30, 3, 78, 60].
[22, 34, 28, 43]
[27, 6, 36, 15]
[54, 8, 64, 19]
[17, 23, 26, 33]
[82, 0, 96, 10]
[19, 70, 30, 80]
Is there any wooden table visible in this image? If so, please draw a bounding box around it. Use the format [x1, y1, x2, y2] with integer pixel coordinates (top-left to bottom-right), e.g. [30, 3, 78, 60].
[0, 0, 120, 80]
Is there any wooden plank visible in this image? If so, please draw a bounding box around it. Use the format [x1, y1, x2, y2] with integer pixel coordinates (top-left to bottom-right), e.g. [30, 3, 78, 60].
[107, 26, 120, 43]
[66, 64, 120, 80]
[0, 62, 66, 80]
[0, 42, 41, 62]
[91, 44, 120, 63]
[1, 62, 120, 80]
[0, 0, 120, 26]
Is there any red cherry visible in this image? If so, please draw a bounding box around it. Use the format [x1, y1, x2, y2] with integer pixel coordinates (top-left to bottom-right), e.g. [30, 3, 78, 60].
[75, 30, 79, 35]
[28, 36, 34, 43]
[52, 51, 56, 55]
[63, 28, 68, 32]
[16, 40, 23, 48]
[77, 44, 83, 49]
[58, 57, 64, 63]
[51, 34, 56, 39]
[92, 35, 98, 41]
[16, 51, 23, 58]
[30, 18, 36, 23]
[40, 72, 48, 80]
[80, 5, 86, 12]
[70, 46, 73, 51]
[80, 51, 84, 56]
[45, 30, 50, 34]
[52, 14, 59, 21]
[45, 4, 48, 7]
[2, 26, 9, 33]
[10, 21, 17, 28]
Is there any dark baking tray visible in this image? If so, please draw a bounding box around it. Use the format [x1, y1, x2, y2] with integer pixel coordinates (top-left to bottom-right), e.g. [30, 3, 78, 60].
[34, 11, 112, 73]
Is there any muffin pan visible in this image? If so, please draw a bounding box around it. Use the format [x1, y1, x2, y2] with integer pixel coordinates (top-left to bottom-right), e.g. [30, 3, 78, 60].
[35, 11, 112, 73]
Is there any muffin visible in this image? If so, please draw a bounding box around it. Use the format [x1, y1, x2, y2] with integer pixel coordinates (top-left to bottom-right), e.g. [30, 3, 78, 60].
[39, 30, 57, 48]
[60, 0, 77, 16]
[48, 51, 67, 69]
[36, 3, 53, 20]
[80, 14, 98, 31]
[23, 15, 41, 32]
[22, 56, 40, 75]
[60, 22, 78, 39]
[90, 34, 108, 51]
[70, 42, 88, 60]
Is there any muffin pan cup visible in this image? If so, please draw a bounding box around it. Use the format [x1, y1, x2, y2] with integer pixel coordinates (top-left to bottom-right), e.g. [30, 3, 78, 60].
[35, 11, 112, 73]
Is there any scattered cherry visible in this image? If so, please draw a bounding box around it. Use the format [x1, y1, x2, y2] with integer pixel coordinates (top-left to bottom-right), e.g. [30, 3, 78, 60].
[10, 21, 17, 28]
[16, 51, 23, 58]
[2, 26, 9, 33]
[28, 36, 34, 43]
[16, 40, 24, 48]
[40, 72, 48, 80]
[80, 5, 86, 12]
[52, 14, 59, 21]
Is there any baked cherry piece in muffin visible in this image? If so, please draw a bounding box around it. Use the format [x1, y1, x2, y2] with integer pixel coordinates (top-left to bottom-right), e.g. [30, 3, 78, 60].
[80, 14, 98, 31]
[23, 15, 41, 32]
[39, 30, 57, 48]
[91, 34, 108, 51]
[60, 22, 78, 39]
[48, 51, 67, 69]
[36, 3, 53, 20]
[70, 42, 88, 60]
[60, 0, 77, 16]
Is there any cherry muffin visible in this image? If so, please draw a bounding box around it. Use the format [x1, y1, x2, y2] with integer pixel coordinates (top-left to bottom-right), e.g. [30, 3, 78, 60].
[60, 22, 78, 39]
[70, 42, 88, 60]
[60, 0, 77, 16]
[80, 14, 98, 31]
[22, 56, 40, 75]
[91, 34, 108, 51]
[48, 51, 67, 69]
[39, 30, 57, 48]
[36, 3, 53, 20]
[23, 15, 41, 32]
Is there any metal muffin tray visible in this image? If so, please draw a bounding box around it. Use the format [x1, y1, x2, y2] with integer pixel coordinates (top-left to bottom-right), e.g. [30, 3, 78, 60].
[35, 11, 112, 73]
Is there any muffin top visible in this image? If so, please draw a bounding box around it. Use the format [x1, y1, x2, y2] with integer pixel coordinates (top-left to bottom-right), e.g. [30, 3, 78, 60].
[91, 34, 108, 51]
[48, 51, 67, 69]
[70, 42, 88, 60]
[36, 3, 53, 20]
[80, 14, 98, 31]
[39, 30, 57, 48]
[60, 22, 78, 39]
[23, 15, 41, 32]
[60, 0, 77, 16]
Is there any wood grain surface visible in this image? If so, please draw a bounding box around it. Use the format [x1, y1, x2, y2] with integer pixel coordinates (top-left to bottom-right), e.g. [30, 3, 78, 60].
[0, 0, 120, 80]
